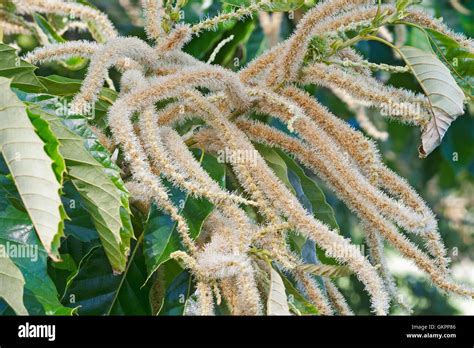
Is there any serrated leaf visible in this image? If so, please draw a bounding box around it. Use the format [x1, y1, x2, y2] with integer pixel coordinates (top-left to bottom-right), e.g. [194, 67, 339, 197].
[0, 255, 28, 315]
[0, 44, 44, 92]
[29, 105, 133, 273]
[32, 14, 88, 71]
[0, 185, 74, 315]
[296, 264, 352, 278]
[267, 267, 291, 315]
[399, 46, 466, 157]
[0, 77, 64, 260]
[159, 268, 192, 316]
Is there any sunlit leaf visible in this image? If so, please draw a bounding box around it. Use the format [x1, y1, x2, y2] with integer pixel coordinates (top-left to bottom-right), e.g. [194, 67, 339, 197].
[267, 267, 291, 315]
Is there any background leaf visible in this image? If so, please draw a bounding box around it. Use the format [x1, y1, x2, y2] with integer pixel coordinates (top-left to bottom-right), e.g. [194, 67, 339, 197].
[0, 255, 28, 315]
[0, 44, 44, 92]
[143, 151, 224, 281]
[296, 264, 352, 278]
[62, 245, 151, 315]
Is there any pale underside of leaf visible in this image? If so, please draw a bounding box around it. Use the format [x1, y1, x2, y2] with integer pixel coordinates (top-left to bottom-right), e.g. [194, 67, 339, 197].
[33, 107, 130, 273]
[399, 46, 466, 157]
[0, 255, 28, 315]
[296, 264, 352, 278]
[267, 267, 291, 315]
[0, 77, 63, 260]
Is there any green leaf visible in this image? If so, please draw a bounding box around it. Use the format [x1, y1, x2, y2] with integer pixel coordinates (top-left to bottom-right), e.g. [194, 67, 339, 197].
[0, 186, 74, 315]
[296, 264, 352, 278]
[254, 143, 295, 193]
[0, 77, 65, 259]
[279, 272, 318, 315]
[0, 43, 44, 92]
[36, 75, 117, 123]
[399, 46, 467, 157]
[0, 255, 28, 315]
[62, 245, 151, 315]
[267, 267, 291, 315]
[30, 105, 133, 273]
[211, 19, 256, 68]
[76, 0, 108, 43]
[276, 149, 338, 230]
[143, 151, 225, 282]
[396, 0, 422, 13]
[424, 28, 474, 97]
[148, 259, 183, 315]
[37, 75, 117, 102]
[185, 23, 236, 60]
[32, 14, 88, 71]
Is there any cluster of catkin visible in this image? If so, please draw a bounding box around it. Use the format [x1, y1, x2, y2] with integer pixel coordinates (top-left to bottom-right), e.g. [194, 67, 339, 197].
[13, 0, 474, 315]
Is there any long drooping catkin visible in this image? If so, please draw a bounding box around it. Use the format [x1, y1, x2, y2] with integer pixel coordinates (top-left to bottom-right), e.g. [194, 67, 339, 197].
[23, 41, 99, 65]
[71, 37, 161, 111]
[279, 87, 448, 272]
[267, 0, 375, 85]
[159, 89, 388, 314]
[13, 0, 117, 39]
[236, 119, 474, 298]
[364, 224, 413, 313]
[324, 279, 354, 315]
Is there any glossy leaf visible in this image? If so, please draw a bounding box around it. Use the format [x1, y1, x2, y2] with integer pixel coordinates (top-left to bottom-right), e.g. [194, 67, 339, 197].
[30, 105, 133, 273]
[159, 268, 193, 316]
[0, 255, 28, 315]
[62, 245, 151, 315]
[143, 151, 225, 281]
[0, 44, 44, 92]
[0, 77, 65, 259]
